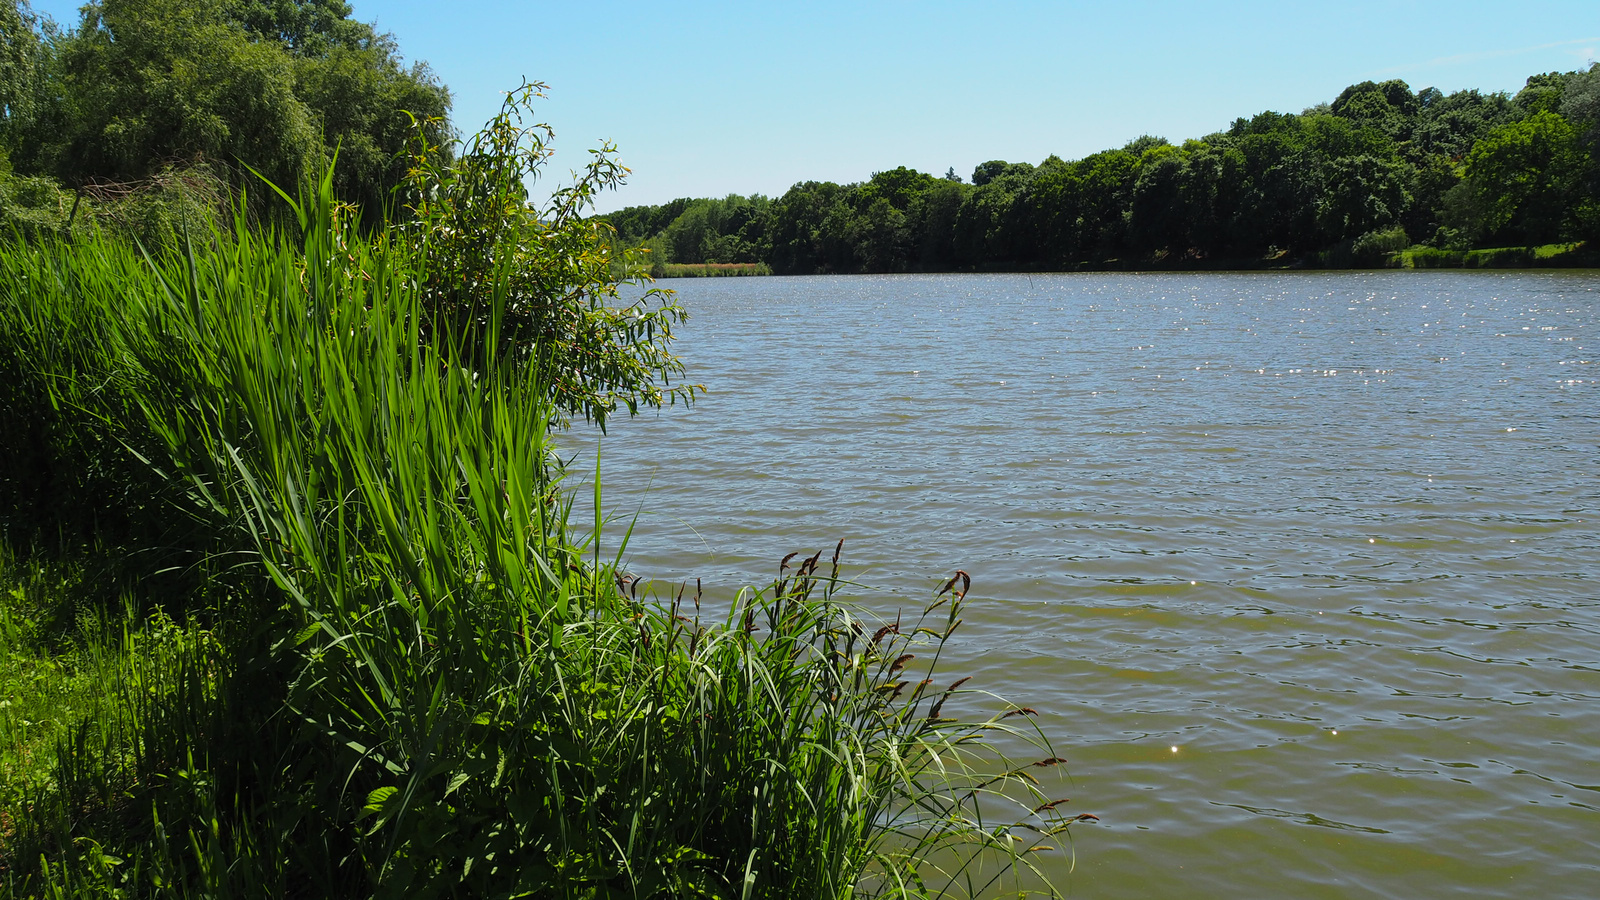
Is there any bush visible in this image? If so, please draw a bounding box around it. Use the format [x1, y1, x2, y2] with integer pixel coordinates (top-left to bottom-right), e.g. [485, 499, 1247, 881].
[1350, 225, 1409, 266]
[398, 83, 701, 429]
[0, 171, 76, 240]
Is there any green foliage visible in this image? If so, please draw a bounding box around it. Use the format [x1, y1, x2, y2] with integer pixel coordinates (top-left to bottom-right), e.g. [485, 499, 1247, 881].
[4, 0, 448, 220]
[1464, 109, 1586, 245]
[290, 42, 450, 216]
[400, 82, 699, 429]
[1331, 79, 1416, 140]
[1317, 154, 1414, 243]
[226, 0, 373, 54]
[0, 169, 75, 239]
[23, 0, 318, 190]
[970, 160, 1009, 187]
[1346, 225, 1410, 266]
[1411, 87, 1517, 159]
[657, 195, 770, 264]
[0, 1, 43, 151]
[1560, 64, 1600, 148]
[609, 67, 1596, 272]
[1514, 72, 1567, 116]
[0, 168, 1078, 897]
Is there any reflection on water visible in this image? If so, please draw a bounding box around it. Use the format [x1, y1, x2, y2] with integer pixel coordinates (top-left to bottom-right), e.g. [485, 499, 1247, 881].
[560, 271, 1600, 899]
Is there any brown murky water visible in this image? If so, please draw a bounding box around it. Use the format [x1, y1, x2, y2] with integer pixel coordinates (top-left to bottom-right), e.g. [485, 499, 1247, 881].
[563, 271, 1600, 899]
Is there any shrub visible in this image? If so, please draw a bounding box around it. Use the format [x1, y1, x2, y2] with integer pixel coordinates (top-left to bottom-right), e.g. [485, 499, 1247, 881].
[398, 82, 701, 429]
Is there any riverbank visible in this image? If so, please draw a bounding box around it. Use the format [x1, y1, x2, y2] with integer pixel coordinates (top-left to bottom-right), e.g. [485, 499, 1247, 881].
[1384, 241, 1596, 268]
[644, 242, 1597, 277]
[0, 185, 1075, 897]
[652, 261, 772, 277]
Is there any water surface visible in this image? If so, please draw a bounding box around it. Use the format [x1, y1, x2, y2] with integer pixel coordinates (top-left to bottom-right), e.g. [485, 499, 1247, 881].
[563, 271, 1600, 899]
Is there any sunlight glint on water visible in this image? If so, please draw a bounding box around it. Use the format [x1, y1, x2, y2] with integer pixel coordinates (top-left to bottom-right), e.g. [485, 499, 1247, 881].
[562, 271, 1600, 900]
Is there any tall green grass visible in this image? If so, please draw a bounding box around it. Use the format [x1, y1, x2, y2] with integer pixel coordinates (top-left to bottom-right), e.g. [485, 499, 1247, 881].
[0, 174, 1079, 898]
[1390, 242, 1594, 268]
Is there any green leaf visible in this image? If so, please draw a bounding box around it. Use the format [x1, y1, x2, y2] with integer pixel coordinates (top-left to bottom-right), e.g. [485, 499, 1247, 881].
[359, 785, 398, 821]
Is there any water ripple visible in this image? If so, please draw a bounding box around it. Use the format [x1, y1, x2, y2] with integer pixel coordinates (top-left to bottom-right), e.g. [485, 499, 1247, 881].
[565, 271, 1600, 900]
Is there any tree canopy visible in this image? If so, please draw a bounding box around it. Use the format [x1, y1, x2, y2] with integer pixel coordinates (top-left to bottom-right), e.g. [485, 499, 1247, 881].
[2, 0, 448, 211]
[606, 67, 1600, 272]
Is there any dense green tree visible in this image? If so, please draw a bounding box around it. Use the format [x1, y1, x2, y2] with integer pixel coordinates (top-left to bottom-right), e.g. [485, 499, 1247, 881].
[1301, 112, 1393, 161]
[1558, 65, 1600, 240]
[1128, 145, 1188, 253]
[1465, 109, 1586, 244]
[1126, 140, 1246, 258]
[1318, 153, 1414, 243]
[952, 160, 1034, 265]
[1188, 140, 1249, 256]
[0, 0, 43, 155]
[1514, 72, 1567, 116]
[287, 39, 449, 215]
[1331, 79, 1417, 141]
[767, 180, 848, 273]
[1225, 118, 1325, 254]
[1560, 64, 1600, 148]
[1404, 152, 1462, 243]
[910, 177, 964, 267]
[654, 194, 769, 263]
[847, 195, 908, 271]
[1411, 87, 1515, 159]
[970, 159, 1008, 186]
[227, 0, 372, 54]
[16, 0, 318, 189]
[1120, 134, 1169, 155]
[5, 0, 446, 217]
[861, 165, 938, 211]
[1022, 147, 1139, 263]
[229, 0, 449, 214]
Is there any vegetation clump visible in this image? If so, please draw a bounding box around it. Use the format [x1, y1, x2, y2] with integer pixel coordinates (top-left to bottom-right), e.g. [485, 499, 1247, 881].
[0, 6, 1081, 894]
[0, 82, 1077, 900]
[1, 0, 450, 242]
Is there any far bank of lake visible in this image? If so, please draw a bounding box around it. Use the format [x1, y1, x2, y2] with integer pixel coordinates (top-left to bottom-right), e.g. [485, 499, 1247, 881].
[651, 241, 1599, 277]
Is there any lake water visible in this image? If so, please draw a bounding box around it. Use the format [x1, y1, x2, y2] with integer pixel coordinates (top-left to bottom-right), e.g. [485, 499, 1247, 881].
[560, 271, 1600, 899]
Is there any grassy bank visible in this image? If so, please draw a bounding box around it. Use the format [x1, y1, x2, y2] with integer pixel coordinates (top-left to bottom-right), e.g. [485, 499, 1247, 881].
[1387, 241, 1596, 268]
[0, 173, 1077, 897]
[653, 262, 772, 278]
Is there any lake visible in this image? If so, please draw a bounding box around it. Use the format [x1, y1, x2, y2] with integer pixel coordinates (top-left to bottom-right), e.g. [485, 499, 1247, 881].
[560, 271, 1599, 899]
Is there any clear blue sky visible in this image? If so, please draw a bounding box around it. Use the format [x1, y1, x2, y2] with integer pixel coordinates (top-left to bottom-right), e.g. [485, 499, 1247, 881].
[26, 0, 1600, 211]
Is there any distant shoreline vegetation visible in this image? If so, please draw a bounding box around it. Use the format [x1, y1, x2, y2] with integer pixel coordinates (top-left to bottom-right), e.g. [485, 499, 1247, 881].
[654, 261, 772, 277]
[601, 69, 1600, 274]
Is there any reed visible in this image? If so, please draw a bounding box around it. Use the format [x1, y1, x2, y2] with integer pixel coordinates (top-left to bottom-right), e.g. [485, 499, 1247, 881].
[0, 170, 1079, 897]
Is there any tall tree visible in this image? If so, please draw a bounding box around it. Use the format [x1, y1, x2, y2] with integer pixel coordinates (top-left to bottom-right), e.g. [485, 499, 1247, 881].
[1464, 109, 1585, 244]
[0, 0, 43, 156]
[8, 0, 448, 215]
[21, 0, 320, 188]
[229, 0, 450, 214]
[1318, 154, 1414, 243]
[227, 0, 372, 54]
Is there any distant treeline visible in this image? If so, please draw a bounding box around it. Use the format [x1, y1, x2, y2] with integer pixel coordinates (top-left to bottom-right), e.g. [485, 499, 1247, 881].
[603, 70, 1600, 272]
